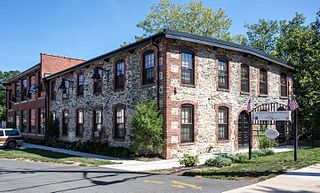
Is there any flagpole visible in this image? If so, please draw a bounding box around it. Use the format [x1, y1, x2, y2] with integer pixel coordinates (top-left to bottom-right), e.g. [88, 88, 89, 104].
[248, 111, 252, 160]
[294, 108, 298, 161]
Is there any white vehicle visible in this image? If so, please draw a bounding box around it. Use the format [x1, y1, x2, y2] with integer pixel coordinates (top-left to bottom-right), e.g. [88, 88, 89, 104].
[0, 128, 24, 149]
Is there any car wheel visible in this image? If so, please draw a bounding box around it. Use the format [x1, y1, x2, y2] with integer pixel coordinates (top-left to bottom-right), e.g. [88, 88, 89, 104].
[7, 141, 17, 149]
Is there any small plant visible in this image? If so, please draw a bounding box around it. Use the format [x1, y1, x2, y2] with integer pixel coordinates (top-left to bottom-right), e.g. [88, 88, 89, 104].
[258, 132, 277, 149]
[179, 154, 199, 167]
[205, 156, 232, 167]
[220, 153, 240, 163]
[235, 153, 249, 163]
[252, 149, 275, 157]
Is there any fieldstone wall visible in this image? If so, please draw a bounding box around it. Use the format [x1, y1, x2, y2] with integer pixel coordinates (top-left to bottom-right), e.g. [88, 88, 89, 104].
[49, 42, 166, 147]
[164, 39, 294, 159]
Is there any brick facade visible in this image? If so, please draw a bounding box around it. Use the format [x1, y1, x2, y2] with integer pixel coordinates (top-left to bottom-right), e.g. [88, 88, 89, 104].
[47, 35, 294, 159]
[6, 54, 85, 139]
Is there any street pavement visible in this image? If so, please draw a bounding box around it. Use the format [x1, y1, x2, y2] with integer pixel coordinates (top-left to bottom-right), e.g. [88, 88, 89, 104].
[225, 164, 320, 193]
[0, 159, 252, 193]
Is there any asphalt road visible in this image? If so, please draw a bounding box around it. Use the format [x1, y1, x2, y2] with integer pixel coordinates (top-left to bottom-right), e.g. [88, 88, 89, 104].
[0, 159, 252, 193]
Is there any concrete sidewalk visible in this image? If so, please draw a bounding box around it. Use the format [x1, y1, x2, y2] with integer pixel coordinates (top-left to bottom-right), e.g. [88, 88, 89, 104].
[224, 164, 320, 193]
[22, 143, 296, 172]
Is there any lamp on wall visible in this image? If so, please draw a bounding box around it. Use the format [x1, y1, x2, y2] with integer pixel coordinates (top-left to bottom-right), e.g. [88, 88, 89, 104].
[91, 67, 110, 83]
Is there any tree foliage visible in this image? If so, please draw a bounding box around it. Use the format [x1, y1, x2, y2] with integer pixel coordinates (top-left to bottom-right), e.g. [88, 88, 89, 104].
[130, 100, 163, 156]
[0, 70, 20, 121]
[135, 0, 244, 43]
[245, 11, 320, 139]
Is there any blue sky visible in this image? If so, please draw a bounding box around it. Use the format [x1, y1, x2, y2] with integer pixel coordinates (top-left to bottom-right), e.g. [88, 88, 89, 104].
[0, 0, 318, 72]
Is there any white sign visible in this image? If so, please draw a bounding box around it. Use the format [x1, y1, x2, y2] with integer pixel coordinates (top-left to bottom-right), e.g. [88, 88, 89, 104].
[253, 111, 291, 121]
[265, 128, 279, 139]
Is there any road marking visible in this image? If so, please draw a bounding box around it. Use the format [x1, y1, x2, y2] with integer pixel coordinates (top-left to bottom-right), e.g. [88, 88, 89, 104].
[171, 180, 202, 190]
[171, 184, 185, 189]
[144, 180, 164, 184]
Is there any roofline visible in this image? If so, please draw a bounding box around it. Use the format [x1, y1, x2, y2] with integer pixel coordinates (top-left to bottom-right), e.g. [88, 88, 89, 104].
[6, 63, 41, 83]
[41, 53, 86, 61]
[163, 29, 295, 71]
[45, 29, 296, 81]
[45, 32, 165, 80]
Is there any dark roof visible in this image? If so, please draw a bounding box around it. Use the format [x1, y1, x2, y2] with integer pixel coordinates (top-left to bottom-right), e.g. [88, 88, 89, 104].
[6, 63, 40, 83]
[46, 29, 295, 80]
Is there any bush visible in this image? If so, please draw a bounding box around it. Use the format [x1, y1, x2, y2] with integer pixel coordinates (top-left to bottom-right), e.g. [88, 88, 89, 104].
[252, 149, 275, 157]
[179, 154, 199, 167]
[235, 153, 249, 163]
[220, 153, 240, 163]
[205, 156, 232, 167]
[258, 132, 277, 149]
[130, 100, 164, 156]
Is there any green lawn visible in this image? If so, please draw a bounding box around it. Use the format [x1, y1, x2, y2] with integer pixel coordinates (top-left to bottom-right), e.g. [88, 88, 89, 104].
[0, 148, 117, 167]
[183, 148, 320, 182]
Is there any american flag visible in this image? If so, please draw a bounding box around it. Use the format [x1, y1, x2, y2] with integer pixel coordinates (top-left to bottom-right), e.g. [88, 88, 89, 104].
[289, 95, 299, 111]
[247, 97, 253, 112]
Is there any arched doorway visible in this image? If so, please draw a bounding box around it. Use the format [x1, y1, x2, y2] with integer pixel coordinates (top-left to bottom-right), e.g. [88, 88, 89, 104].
[238, 111, 249, 148]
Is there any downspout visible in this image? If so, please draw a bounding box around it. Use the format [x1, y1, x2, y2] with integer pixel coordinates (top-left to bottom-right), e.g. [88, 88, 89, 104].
[152, 39, 160, 109]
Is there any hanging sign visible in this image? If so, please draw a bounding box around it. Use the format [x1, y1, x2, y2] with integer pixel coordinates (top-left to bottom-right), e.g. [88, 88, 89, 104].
[265, 128, 280, 139]
[253, 111, 291, 121]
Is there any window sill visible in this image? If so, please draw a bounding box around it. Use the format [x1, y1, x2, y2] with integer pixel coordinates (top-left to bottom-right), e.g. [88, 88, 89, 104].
[181, 83, 195, 88]
[141, 83, 156, 88]
[180, 142, 195, 146]
[218, 140, 229, 143]
[258, 94, 268, 97]
[280, 96, 288, 99]
[93, 92, 102, 96]
[217, 88, 229, 92]
[240, 91, 250, 95]
[114, 88, 125, 92]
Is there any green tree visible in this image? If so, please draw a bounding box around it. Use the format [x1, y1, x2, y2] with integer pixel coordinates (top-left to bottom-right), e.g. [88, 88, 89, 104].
[244, 11, 320, 139]
[245, 18, 279, 55]
[0, 70, 20, 121]
[130, 100, 163, 156]
[135, 0, 244, 43]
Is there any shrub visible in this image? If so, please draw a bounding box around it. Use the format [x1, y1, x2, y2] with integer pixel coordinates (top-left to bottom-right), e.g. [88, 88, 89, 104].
[205, 156, 232, 167]
[220, 153, 240, 163]
[252, 149, 275, 157]
[258, 132, 277, 149]
[235, 153, 249, 163]
[130, 100, 164, 156]
[179, 154, 199, 167]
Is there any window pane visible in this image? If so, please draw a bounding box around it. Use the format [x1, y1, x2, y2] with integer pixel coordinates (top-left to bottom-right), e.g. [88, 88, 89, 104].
[280, 75, 287, 97]
[218, 107, 228, 140]
[260, 70, 268, 95]
[116, 61, 125, 89]
[143, 52, 155, 84]
[218, 60, 228, 89]
[181, 105, 194, 143]
[241, 64, 249, 92]
[181, 52, 194, 84]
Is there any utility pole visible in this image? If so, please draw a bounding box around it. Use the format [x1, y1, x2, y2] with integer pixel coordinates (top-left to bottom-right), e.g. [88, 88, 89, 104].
[248, 111, 252, 160]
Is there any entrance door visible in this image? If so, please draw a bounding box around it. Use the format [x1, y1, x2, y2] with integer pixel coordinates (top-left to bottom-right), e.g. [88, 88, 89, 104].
[238, 111, 249, 148]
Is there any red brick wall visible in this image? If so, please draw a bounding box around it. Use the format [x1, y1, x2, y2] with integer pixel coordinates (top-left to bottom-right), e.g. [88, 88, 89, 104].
[40, 53, 85, 77]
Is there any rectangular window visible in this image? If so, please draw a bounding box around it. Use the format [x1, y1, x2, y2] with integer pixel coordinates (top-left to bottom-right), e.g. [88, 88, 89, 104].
[115, 61, 125, 90]
[93, 109, 102, 132]
[114, 107, 125, 139]
[29, 109, 36, 134]
[51, 81, 56, 100]
[62, 110, 69, 136]
[76, 109, 84, 137]
[38, 71, 43, 97]
[15, 82, 20, 102]
[77, 73, 85, 96]
[21, 79, 27, 101]
[181, 51, 194, 85]
[241, 64, 250, 92]
[259, 69, 268, 95]
[181, 105, 194, 143]
[29, 75, 36, 100]
[22, 110, 27, 133]
[218, 60, 229, 89]
[280, 74, 288, 97]
[38, 108, 45, 134]
[0, 130, 3, 136]
[15, 112, 20, 129]
[143, 51, 155, 85]
[62, 80, 69, 99]
[93, 68, 103, 94]
[218, 107, 228, 140]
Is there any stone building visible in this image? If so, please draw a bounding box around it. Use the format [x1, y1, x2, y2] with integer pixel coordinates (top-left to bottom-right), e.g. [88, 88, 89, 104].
[5, 53, 85, 140]
[46, 29, 295, 159]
